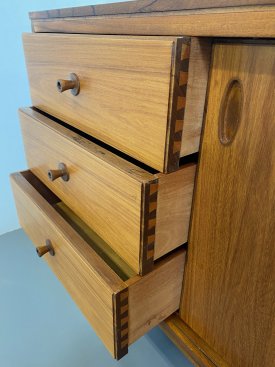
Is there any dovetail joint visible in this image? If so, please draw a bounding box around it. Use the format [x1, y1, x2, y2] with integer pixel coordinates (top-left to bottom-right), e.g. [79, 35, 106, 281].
[140, 180, 158, 275]
[113, 288, 129, 360]
[167, 41, 191, 172]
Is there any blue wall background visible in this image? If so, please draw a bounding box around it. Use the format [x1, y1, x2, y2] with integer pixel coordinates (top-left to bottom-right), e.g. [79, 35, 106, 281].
[0, 0, 123, 235]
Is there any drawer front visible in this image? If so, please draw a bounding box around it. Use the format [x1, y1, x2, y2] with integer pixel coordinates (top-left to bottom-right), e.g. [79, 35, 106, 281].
[11, 171, 123, 357]
[23, 33, 190, 172]
[20, 108, 153, 274]
[10, 170, 185, 359]
[19, 108, 196, 274]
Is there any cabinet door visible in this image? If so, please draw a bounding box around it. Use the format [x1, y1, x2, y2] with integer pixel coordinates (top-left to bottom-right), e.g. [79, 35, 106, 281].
[180, 42, 275, 367]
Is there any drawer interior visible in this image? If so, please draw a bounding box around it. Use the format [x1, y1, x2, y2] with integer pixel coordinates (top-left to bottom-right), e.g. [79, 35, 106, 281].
[11, 170, 186, 359]
[22, 169, 135, 280]
[54, 202, 136, 280]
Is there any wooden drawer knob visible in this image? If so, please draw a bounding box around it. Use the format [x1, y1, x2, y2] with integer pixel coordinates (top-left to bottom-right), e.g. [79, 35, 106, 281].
[48, 163, 69, 182]
[36, 239, 55, 257]
[56, 73, 80, 96]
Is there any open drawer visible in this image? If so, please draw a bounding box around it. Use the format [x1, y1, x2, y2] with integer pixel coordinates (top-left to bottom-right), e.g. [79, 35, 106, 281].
[19, 107, 196, 275]
[23, 33, 209, 173]
[10, 170, 186, 360]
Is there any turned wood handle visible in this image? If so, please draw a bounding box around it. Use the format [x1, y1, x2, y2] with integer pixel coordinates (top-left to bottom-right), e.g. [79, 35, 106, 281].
[56, 73, 80, 96]
[47, 163, 69, 182]
[36, 239, 55, 257]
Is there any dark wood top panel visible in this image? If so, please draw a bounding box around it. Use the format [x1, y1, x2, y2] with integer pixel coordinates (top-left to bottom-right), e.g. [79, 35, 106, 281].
[29, 0, 275, 19]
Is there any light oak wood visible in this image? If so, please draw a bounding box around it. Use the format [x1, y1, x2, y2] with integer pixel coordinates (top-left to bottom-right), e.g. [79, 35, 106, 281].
[31, 6, 275, 38]
[22, 33, 202, 172]
[29, 0, 274, 19]
[19, 108, 195, 274]
[180, 42, 275, 367]
[10, 170, 186, 359]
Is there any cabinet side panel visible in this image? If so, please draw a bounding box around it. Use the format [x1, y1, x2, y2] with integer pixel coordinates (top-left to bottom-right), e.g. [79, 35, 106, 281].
[180, 43, 275, 367]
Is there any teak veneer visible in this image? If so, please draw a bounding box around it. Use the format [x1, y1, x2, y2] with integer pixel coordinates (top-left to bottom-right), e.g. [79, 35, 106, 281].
[19, 107, 196, 275]
[23, 33, 210, 173]
[11, 170, 186, 360]
[30, 2, 275, 38]
[181, 42, 275, 367]
[10, 0, 275, 364]
[29, 0, 275, 19]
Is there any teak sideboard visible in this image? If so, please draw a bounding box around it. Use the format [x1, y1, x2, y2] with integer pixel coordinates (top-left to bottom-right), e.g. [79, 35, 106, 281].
[10, 1, 275, 366]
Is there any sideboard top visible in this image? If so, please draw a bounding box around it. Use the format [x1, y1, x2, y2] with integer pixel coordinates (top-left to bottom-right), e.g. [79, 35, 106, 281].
[29, 0, 275, 19]
[29, 0, 275, 38]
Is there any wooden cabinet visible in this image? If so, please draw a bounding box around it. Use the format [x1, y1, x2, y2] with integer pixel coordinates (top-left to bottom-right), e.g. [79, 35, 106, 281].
[10, 0, 275, 364]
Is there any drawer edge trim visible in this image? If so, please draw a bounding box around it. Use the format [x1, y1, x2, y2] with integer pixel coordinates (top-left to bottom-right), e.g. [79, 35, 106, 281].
[113, 287, 129, 360]
[165, 38, 190, 173]
[140, 179, 158, 275]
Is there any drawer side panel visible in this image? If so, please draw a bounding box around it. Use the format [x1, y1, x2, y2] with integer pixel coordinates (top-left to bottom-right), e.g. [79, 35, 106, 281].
[180, 43, 275, 367]
[154, 163, 196, 259]
[128, 249, 186, 344]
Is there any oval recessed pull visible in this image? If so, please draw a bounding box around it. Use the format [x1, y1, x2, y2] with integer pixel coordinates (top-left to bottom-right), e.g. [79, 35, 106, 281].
[219, 78, 243, 145]
[56, 73, 80, 96]
[47, 163, 69, 182]
[36, 239, 55, 257]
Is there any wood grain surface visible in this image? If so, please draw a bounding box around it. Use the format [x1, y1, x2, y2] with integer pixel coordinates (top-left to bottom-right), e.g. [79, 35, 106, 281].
[54, 201, 136, 281]
[165, 37, 190, 172]
[181, 38, 212, 157]
[161, 314, 229, 367]
[10, 170, 124, 357]
[19, 108, 195, 274]
[11, 170, 187, 359]
[155, 163, 196, 259]
[19, 108, 145, 273]
[23, 33, 196, 172]
[180, 42, 275, 367]
[31, 6, 275, 38]
[127, 249, 186, 344]
[29, 0, 275, 19]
